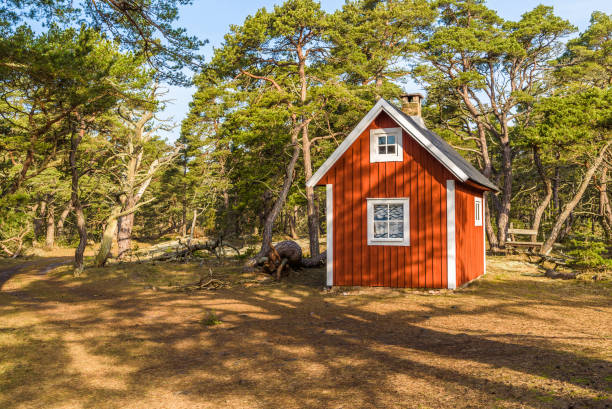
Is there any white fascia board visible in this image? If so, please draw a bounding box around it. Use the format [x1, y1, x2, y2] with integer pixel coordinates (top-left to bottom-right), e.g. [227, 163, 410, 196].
[306, 99, 468, 188]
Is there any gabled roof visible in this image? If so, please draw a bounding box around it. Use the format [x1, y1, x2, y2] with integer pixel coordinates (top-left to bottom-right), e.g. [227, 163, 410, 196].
[306, 99, 499, 192]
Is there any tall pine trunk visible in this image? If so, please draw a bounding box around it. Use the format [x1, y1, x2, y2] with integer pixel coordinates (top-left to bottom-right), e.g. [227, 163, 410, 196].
[496, 138, 513, 247]
[302, 126, 320, 257]
[70, 125, 87, 276]
[117, 195, 136, 259]
[45, 205, 55, 248]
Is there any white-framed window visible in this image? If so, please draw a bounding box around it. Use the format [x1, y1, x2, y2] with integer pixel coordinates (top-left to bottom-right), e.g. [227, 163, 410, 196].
[367, 198, 410, 246]
[370, 127, 403, 163]
[474, 197, 483, 226]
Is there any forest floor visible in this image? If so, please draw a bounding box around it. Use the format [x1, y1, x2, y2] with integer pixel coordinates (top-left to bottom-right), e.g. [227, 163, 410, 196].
[0, 253, 611, 409]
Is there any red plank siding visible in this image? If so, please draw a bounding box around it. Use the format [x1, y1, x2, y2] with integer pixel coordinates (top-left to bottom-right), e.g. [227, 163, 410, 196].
[455, 184, 485, 287]
[321, 111, 485, 288]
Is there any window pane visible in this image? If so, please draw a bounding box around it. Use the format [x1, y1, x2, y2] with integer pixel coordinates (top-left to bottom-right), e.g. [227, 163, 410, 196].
[374, 204, 388, 220]
[387, 134, 395, 145]
[388, 204, 403, 220]
[378, 146, 387, 154]
[389, 222, 403, 238]
[378, 136, 386, 145]
[387, 145, 396, 154]
[374, 221, 388, 238]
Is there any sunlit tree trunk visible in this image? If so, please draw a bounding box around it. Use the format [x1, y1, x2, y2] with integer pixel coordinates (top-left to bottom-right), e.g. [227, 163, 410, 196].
[45, 204, 55, 248]
[70, 122, 87, 276]
[541, 141, 611, 254]
[56, 201, 72, 239]
[530, 146, 553, 242]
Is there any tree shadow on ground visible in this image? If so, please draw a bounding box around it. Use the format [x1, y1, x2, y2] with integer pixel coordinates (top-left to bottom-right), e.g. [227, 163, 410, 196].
[0, 260, 610, 408]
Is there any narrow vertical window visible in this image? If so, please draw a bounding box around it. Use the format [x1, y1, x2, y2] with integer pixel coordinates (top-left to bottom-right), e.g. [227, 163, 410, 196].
[474, 197, 483, 226]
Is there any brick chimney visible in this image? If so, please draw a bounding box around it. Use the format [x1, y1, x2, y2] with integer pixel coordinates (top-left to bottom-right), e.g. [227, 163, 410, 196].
[399, 93, 424, 117]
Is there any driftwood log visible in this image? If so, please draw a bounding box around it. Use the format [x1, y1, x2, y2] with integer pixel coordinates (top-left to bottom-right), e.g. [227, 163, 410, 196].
[536, 253, 577, 280]
[146, 238, 221, 262]
[257, 240, 326, 280]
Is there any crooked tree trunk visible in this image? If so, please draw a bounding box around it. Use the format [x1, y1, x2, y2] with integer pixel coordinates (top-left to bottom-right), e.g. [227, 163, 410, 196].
[289, 205, 298, 239]
[45, 204, 55, 248]
[70, 125, 87, 276]
[541, 141, 612, 255]
[117, 195, 135, 260]
[95, 206, 121, 267]
[97, 197, 153, 266]
[530, 146, 553, 242]
[56, 201, 72, 238]
[598, 165, 612, 241]
[553, 161, 560, 213]
[189, 208, 199, 239]
[295, 43, 319, 258]
[257, 131, 302, 259]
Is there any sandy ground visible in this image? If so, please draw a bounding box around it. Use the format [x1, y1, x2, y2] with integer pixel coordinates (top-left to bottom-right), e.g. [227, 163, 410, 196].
[0, 255, 610, 409]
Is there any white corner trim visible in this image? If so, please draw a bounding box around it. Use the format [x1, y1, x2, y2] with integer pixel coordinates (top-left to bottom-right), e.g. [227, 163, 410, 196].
[306, 99, 468, 188]
[366, 198, 410, 246]
[483, 194, 487, 275]
[446, 180, 456, 290]
[326, 184, 333, 287]
[370, 127, 403, 163]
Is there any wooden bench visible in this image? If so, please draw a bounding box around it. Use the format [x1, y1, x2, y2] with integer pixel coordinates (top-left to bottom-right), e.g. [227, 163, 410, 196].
[506, 225, 542, 251]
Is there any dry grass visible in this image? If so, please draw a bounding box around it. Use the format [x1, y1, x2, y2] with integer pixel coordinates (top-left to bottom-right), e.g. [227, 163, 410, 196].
[0, 255, 611, 409]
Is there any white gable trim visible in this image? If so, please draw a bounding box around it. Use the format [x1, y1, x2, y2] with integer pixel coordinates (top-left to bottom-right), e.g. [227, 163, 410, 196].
[306, 99, 469, 187]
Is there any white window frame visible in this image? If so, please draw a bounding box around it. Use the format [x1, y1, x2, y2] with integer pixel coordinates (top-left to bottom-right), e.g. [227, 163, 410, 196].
[366, 198, 410, 246]
[474, 196, 483, 226]
[370, 127, 403, 163]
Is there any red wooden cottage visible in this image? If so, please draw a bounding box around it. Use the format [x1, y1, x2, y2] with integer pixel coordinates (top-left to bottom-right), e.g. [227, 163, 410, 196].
[306, 94, 498, 289]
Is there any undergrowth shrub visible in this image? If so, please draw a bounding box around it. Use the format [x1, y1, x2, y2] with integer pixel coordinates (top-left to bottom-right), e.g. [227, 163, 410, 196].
[567, 239, 612, 270]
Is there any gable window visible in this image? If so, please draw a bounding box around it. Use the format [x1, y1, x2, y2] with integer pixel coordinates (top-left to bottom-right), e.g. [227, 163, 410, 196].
[367, 198, 410, 246]
[474, 197, 483, 226]
[370, 128, 403, 163]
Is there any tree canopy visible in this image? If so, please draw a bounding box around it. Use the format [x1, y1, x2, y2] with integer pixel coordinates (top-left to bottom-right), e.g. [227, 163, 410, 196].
[1, 0, 610, 271]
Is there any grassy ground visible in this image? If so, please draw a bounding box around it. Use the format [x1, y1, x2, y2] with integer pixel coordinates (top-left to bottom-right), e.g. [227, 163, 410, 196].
[0, 254, 610, 409]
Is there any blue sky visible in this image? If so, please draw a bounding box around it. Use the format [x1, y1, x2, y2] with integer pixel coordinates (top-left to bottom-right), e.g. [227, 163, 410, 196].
[160, 0, 611, 142]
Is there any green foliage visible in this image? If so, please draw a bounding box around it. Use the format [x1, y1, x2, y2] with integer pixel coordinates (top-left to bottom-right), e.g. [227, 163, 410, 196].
[0, 0, 205, 84]
[201, 311, 222, 326]
[567, 239, 612, 270]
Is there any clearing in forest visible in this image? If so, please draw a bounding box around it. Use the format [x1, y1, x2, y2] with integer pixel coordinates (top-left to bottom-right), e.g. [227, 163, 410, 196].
[0, 256, 610, 409]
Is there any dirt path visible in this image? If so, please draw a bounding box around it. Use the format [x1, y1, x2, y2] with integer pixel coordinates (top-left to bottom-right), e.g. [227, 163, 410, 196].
[0, 257, 72, 290]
